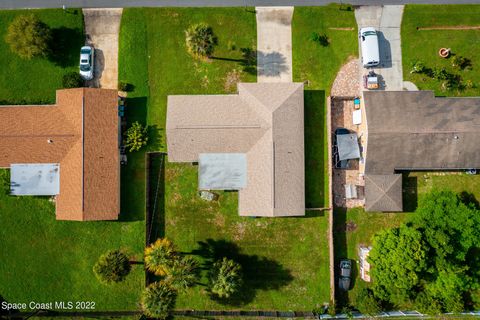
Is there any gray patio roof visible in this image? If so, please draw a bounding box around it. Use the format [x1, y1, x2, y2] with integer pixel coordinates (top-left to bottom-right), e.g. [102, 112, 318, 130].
[337, 133, 360, 161]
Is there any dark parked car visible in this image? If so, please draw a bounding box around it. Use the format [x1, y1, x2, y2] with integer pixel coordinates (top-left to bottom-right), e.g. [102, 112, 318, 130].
[333, 128, 351, 169]
[339, 259, 352, 291]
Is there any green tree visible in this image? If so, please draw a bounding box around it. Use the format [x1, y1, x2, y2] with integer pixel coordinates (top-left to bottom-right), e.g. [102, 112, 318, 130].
[369, 225, 428, 304]
[62, 72, 83, 89]
[208, 257, 243, 298]
[93, 250, 131, 284]
[124, 121, 148, 152]
[141, 281, 177, 319]
[355, 288, 381, 316]
[414, 291, 442, 315]
[5, 14, 51, 59]
[413, 190, 480, 263]
[144, 238, 176, 276]
[166, 256, 199, 292]
[185, 23, 217, 58]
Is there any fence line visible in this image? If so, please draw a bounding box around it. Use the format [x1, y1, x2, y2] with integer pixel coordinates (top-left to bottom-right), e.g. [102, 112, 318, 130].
[7, 309, 480, 319]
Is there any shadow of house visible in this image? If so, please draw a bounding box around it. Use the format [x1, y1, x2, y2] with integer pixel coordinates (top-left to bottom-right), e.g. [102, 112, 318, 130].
[48, 26, 84, 68]
[191, 239, 293, 306]
[377, 31, 392, 69]
[257, 51, 288, 78]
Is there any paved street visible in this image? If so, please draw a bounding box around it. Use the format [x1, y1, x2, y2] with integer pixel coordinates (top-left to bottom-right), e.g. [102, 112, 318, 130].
[355, 5, 404, 91]
[256, 7, 293, 83]
[0, 0, 479, 9]
[83, 8, 122, 89]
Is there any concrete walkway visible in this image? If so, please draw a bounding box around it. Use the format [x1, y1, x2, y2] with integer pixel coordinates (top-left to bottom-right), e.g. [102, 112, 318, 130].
[355, 5, 404, 91]
[83, 8, 123, 89]
[256, 7, 293, 83]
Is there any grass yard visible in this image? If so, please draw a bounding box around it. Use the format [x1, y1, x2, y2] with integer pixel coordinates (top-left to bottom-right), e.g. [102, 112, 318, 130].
[402, 5, 480, 96]
[334, 172, 480, 309]
[0, 171, 145, 311]
[0, 9, 84, 104]
[293, 5, 358, 208]
[164, 161, 331, 310]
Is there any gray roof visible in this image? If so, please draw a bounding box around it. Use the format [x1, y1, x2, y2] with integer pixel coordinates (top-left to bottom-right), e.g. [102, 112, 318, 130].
[337, 133, 360, 161]
[365, 174, 403, 212]
[10, 163, 60, 196]
[199, 153, 247, 190]
[167, 83, 305, 217]
[364, 91, 480, 174]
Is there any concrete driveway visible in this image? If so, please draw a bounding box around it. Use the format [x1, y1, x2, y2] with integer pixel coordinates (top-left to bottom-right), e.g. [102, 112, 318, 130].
[355, 5, 404, 91]
[256, 7, 293, 83]
[83, 8, 122, 89]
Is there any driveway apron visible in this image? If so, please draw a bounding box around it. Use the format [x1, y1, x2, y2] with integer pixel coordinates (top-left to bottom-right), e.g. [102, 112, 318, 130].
[256, 7, 294, 83]
[83, 8, 123, 89]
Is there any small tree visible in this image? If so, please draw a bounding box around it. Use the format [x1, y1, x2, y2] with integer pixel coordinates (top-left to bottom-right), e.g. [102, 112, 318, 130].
[141, 281, 177, 319]
[62, 72, 83, 89]
[93, 250, 131, 284]
[185, 23, 217, 58]
[145, 238, 176, 276]
[124, 121, 148, 152]
[5, 14, 51, 59]
[208, 257, 243, 298]
[410, 60, 427, 74]
[166, 256, 199, 292]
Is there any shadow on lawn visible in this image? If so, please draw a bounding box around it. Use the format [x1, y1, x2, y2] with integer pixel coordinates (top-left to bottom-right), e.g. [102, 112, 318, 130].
[191, 239, 293, 306]
[304, 90, 327, 209]
[332, 207, 350, 308]
[48, 26, 84, 68]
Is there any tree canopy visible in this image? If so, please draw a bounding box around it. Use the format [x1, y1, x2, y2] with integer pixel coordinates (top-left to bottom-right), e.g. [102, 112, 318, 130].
[208, 257, 243, 298]
[185, 23, 217, 58]
[124, 121, 148, 152]
[368, 190, 480, 313]
[141, 281, 177, 319]
[5, 14, 51, 59]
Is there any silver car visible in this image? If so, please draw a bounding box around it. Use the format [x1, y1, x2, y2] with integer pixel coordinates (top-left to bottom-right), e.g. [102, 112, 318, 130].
[79, 46, 94, 80]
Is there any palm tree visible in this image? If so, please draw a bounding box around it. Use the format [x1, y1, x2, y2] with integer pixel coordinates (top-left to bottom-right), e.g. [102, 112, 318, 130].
[144, 238, 176, 276]
[166, 256, 199, 292]
[208, 257, 243, 298]
[185, 23, 217, 58]
[93, 250, 131, 284]
[141, 281, 177, 319]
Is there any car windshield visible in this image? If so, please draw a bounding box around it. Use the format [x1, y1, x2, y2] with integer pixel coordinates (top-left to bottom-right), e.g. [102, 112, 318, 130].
[363, 31, 376, 37]
[81, 59, 88, 64]
[80, 64, 90, 72]
[81, 48, 91, 54]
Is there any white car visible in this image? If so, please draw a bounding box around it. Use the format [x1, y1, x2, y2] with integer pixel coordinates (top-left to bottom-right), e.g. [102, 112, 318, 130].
[79, 46, 94, 80]
[359, 27, 380, 67]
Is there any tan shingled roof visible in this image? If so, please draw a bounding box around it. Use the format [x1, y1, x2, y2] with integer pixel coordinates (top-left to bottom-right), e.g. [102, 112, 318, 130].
[0, 88, 119, 221]
[364, 174, 403, 212]
[167, 83, 305, 217]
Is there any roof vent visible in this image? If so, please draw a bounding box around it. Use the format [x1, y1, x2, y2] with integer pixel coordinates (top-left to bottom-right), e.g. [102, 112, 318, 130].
[47, 139, 53, 144]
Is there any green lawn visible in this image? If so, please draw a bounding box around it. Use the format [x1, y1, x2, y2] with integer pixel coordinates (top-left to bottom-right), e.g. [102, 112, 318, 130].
[402, 4, 480, 96]
[0, 171, 145, 311]
[334, 172, 480, 309]
[0, 9, 84, 104]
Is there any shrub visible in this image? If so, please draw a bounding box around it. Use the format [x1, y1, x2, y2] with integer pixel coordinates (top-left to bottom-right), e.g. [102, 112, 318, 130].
[414, 291, 442, 315]
[451, 55, 472, 70]
[208, 257, 243, 298]
[355, 288, 381, 316]
[310, 32, 330, 46]
[5, 14, 52, 59]
[185, 23, 217, 58]
[145, 238, 176, 276]
[124, 121, 148, 152]
[118, 81, 134, 92]
[141, 281, 177, 319]
[62, 72, 83, 89]
[410, 60, 427, 74]
[166, 256, 199, 292]
[93, 250, 131, 284]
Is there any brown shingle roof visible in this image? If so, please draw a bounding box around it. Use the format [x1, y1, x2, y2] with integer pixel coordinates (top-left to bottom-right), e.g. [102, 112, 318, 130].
[0, 88, 119, 221]
[167, 83, 305, 217]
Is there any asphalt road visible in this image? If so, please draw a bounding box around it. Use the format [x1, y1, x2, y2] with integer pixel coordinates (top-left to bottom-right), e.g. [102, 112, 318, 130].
[0, 0, 479, 9]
